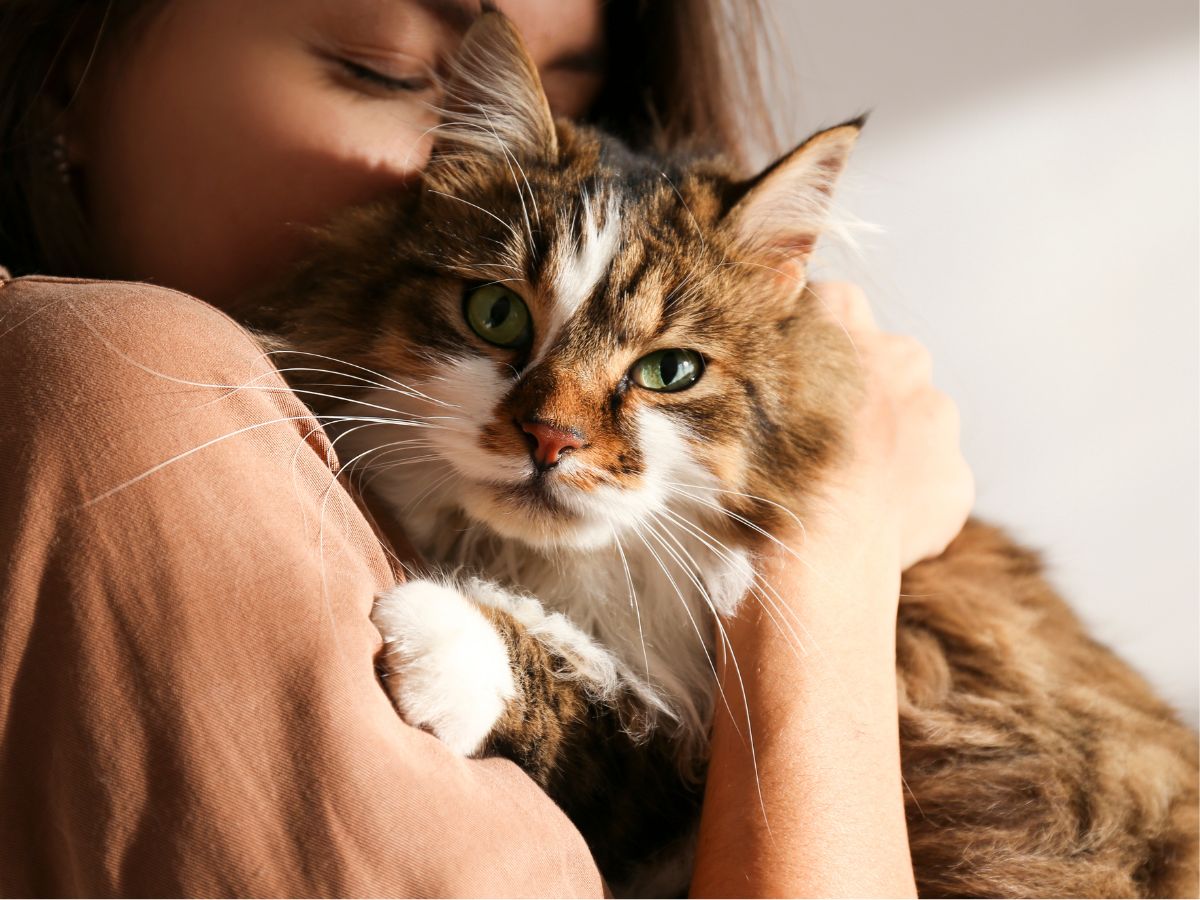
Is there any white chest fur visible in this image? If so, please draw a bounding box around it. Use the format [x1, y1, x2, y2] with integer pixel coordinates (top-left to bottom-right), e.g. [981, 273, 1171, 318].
[388, 481, 753, 741]
[328, 388, 755, 741]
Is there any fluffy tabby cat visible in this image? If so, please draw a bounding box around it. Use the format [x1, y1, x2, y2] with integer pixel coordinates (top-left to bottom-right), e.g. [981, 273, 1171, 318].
[243, 13, 1199, 897]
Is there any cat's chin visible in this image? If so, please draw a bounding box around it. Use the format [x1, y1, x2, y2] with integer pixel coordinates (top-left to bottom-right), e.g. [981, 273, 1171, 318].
[458, 483, 616, 551]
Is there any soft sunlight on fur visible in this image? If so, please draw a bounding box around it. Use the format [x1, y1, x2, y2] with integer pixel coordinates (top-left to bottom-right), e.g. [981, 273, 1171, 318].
[373, 578, 517, 756]
[234, 11, 1199, 899]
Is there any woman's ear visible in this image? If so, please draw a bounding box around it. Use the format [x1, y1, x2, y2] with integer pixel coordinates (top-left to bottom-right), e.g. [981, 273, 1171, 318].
[431, 10, 559, 169]
[724, 117, 864, 287]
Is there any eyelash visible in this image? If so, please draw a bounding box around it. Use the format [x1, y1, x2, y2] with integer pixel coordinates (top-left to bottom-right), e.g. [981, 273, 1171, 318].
[338, 58, 432, 93]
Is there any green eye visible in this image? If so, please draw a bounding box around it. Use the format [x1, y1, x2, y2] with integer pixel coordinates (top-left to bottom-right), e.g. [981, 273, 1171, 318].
[464, 284, 532, 349]
[631, 349, 704, 392]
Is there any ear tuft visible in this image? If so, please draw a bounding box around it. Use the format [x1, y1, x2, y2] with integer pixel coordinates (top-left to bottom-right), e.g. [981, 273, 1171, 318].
[726, 118, 864, 284]
[433, 11, 558, 166]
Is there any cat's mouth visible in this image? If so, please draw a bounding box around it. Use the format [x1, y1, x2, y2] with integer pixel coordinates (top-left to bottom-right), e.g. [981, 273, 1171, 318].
[506, 477, 568, 513]
[457, 471, 618, 550]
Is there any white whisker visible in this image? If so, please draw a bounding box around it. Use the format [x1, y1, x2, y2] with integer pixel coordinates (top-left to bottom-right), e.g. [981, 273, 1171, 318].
[627, 522, 737, 734]
[611, 525, 651, 684]
[427, 189, 522, 245]
[663, 478, 808, 538]
[644, 511, 771, 832]
[80, 411, 437, 508]
[477, 106, 538, 256]
[654, 504, 812, 661]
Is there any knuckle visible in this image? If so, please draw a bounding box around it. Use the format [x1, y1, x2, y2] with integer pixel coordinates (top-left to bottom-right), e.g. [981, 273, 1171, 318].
[914, 344, 934, 374]
[894, 334, 932, 369]
[845, 286, 873, 322]
[815, 279, 862, 305]
[934, 389, 960, 421]
[816, 281, 875, 329]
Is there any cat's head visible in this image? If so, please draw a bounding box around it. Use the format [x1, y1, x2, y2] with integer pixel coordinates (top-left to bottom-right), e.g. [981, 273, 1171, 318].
[271, 12, 862, 551]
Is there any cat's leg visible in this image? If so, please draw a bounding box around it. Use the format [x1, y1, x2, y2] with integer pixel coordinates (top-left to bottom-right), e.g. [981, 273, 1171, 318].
[370, 578, 520, 757]
[370, 577, 701, 893]
[370, 576, 634, 763]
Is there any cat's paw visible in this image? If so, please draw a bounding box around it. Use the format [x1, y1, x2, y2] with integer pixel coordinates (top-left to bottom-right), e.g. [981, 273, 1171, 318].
[371, 579, 516, 756]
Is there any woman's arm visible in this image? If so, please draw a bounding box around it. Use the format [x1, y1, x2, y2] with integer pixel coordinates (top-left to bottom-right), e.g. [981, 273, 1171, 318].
[692, 518, 914, 898]
[690, 282, 973, 898]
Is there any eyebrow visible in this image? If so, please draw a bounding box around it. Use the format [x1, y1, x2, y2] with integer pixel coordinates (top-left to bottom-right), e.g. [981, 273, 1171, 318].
[411, 0, 480, 34]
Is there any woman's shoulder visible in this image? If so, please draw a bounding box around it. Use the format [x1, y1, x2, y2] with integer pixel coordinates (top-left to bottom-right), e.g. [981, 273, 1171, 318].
[0, 266, 260, 355]
[2, 265, 219, 313]
[0, 265, 288, 452]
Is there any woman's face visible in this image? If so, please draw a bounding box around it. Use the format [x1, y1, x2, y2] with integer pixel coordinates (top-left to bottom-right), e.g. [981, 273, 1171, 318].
[70, 0, 604, 307]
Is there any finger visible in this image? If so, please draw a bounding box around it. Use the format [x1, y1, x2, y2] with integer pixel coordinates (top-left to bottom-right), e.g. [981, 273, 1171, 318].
[889, 333, 933, 384]
[810, 281, 878, 332]
[865, 333, 934, 394]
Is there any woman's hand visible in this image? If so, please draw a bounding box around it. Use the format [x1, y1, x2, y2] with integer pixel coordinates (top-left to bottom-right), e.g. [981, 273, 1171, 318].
[809, 280, 974, 572]
[691, 281, 971, 898]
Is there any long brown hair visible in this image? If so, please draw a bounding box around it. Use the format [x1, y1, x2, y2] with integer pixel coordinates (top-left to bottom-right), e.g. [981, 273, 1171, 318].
[0, 0, 777, 279]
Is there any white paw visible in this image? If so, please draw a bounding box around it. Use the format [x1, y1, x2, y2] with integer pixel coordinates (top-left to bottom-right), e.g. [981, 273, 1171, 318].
[371, 579, 516, 756]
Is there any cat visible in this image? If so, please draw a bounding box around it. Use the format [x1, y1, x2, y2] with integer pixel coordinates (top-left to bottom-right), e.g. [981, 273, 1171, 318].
[242, 12, 1199, 898]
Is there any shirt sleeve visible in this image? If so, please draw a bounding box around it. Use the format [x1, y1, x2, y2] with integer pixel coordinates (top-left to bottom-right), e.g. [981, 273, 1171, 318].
[0, 273, 603, 897]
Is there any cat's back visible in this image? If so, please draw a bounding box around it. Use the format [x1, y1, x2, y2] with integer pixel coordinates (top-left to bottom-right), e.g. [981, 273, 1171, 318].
[897, 518, 1199, 897]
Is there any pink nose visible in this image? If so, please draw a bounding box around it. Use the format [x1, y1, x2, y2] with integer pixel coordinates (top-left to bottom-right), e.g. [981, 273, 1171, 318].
[520, 421, 586, 469]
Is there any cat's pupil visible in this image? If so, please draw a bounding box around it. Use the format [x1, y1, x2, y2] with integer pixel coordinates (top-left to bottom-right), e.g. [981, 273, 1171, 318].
[660, 353, 679, 385]
[487, 296, 511, 328]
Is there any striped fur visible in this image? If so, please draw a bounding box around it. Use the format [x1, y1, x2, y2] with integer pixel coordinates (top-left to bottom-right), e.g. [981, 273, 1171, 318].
[242, 12, 1198, 897]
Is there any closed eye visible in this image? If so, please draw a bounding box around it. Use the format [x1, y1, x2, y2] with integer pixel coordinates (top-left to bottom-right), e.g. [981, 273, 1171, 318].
[337, 58, 434, 94]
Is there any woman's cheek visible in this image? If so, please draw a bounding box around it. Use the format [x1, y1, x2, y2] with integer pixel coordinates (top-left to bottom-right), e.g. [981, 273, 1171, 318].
[80, 22, 433, 306]
[161, 72, 433, 305]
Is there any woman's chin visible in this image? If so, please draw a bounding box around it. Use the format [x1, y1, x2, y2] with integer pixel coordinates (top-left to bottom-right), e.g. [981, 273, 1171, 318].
[458, 482, 614, 551]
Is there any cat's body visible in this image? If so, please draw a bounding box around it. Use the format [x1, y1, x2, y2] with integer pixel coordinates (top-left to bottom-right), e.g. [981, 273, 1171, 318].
[896, 522, 1199, 897]
[244, 13, 1199, 897]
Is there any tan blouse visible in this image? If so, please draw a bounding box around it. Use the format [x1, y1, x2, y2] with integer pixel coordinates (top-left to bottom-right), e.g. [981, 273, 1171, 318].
[0, 268, 602, 897]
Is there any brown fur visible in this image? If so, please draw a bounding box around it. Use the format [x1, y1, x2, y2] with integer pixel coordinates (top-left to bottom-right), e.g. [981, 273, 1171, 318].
[900, 521, 1199, 898]
[478, 605, 700, 891]
[242, 13, 1199, 897]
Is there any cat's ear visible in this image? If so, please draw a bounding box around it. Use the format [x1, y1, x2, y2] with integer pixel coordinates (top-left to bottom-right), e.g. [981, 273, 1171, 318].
[725, 117, 864, 285]
[434, 11, 558, 165]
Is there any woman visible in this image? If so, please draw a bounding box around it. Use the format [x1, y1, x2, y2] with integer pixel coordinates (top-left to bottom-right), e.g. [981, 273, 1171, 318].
[0, 0, 971, 895]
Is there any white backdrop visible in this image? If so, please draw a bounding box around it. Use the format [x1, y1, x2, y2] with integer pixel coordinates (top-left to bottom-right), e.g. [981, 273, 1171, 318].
[762, 0, 1198, 725]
